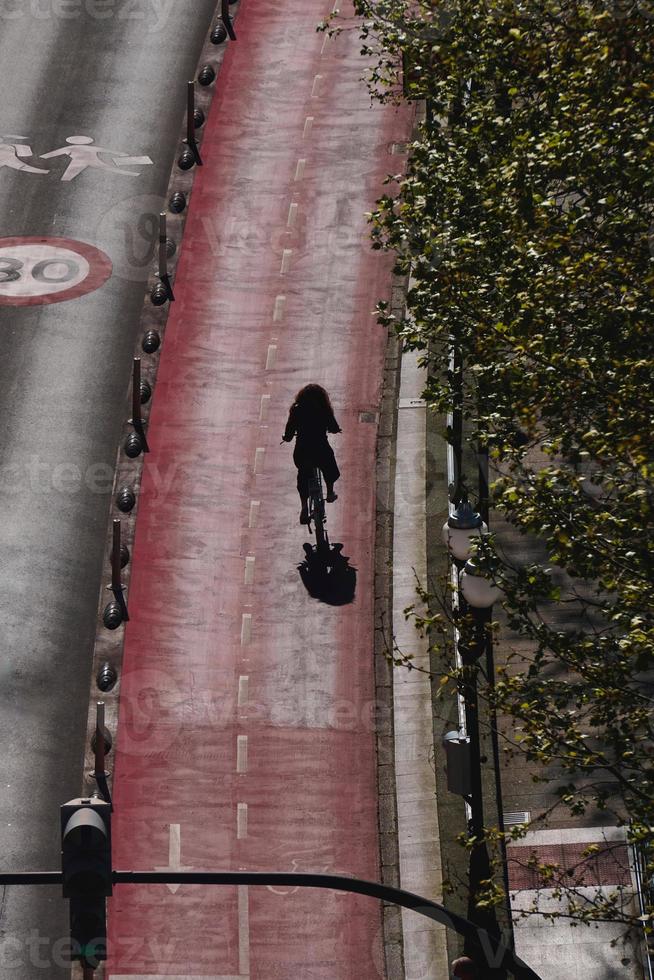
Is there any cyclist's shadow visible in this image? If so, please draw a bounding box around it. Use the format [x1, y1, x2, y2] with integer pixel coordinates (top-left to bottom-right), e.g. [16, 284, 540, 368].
[297, 542, 357, 605]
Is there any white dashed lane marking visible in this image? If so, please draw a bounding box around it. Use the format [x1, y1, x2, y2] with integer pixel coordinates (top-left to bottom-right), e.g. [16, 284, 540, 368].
[287, 203, 298, 228]
[273, 295, 286, 321]
[237, 735, 248, 773]
[259, 394, 270, 422]
[237, 802, 248, 839]
[280, 249, 292, 274]
[254, 447, 265, 473]
[311, 75, 323, 98]
[238, 675, 249, 707]
[238, 886, 250, 975]
[303, 116, 314, 139]
[244, 556, 256, 586]
[265, 344, 277, 369]
[295, 159, 306, 181]
[240, 613, 252, 645]
[248, 501, 260, 528]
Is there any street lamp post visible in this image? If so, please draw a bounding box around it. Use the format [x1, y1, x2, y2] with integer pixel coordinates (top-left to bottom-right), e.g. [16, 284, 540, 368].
[443, 494, 509, 975]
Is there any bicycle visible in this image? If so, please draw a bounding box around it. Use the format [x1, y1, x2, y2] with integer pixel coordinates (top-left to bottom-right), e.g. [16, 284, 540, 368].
[307, 467, 329, 554]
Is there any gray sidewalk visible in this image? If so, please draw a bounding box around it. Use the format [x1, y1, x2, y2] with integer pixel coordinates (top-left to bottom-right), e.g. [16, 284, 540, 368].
[391, 344, 449, 979]
[388, 342, 647, 979]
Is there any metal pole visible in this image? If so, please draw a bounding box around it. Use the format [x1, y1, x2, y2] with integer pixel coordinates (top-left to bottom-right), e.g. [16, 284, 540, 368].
[94, 701, 106, 778]
[131, 357, 141, 428]
[221, 0, 237, 39]
[477, 438, 515, 951]
[459, 600, 485, 838]
[187, 80, 195, 149]
[187, 81, 203, 166]
[111, 520, 122, 594]
[0, 868, 542, 979]
[158, 212, 174, 302]
[451, 342, 465, 503]
[477, 442, 490, 525]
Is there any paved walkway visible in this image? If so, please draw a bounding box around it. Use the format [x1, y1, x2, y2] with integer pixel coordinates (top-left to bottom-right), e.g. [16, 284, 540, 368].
[106, 1, 411, 976]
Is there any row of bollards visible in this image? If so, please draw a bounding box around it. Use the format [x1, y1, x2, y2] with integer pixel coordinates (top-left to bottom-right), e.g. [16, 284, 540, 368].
[97, 0, 236, 664]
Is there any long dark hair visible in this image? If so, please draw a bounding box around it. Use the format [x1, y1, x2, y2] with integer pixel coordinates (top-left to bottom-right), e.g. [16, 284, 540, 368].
[293, 384, 335, 417]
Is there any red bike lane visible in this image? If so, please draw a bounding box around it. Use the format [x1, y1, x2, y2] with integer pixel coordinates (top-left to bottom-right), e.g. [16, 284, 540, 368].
[107, 1, 411, 976]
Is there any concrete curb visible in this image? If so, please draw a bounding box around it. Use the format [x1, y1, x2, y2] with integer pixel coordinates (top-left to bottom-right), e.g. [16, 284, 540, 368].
[375, 276, 408, 980]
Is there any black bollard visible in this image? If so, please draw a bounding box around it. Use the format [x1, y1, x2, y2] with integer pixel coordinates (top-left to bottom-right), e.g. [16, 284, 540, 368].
[169, 190, 186, 213]
[116, 486, 136, 513]
[142, 329, 161, 353]
[124, 432, 143, 458]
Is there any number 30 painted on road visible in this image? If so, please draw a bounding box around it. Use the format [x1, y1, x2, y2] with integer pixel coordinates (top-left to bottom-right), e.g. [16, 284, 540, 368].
[0, 237, 112, 306]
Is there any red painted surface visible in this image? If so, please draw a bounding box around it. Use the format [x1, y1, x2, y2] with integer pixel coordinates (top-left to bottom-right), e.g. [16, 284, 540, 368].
[108, 1, 411, 976]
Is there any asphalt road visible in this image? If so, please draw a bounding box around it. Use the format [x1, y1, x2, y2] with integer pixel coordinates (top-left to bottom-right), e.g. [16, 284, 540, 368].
[0, 2, 219, 974]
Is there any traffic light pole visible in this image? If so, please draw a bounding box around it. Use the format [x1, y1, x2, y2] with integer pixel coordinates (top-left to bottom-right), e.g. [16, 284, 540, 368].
[0, 868, 541, 980]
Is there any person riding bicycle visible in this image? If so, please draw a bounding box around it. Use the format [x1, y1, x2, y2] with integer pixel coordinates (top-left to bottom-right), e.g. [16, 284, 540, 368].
[282, 384, 341, 525]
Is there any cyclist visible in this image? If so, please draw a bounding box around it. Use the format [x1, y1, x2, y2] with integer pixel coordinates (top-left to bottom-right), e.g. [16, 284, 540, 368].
[282, 384, 341, 524]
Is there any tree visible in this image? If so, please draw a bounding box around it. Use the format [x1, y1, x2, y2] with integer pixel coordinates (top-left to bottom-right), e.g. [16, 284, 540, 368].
[328, 0, 654, 939]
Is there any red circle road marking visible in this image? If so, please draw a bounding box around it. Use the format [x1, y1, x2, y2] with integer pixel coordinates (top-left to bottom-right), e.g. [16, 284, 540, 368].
[0, 236, 112, 306]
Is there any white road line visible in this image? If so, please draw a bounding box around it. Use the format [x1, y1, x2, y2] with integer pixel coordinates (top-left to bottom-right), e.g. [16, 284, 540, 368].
[169, 823, 181, 865]
[311, 74, 323, 98]
[332, 0, 339, 10]
[295, 158, 306, 181]
[238, 675, 249, 707]
[321, 32, 330, 55]
[259, 394, 270, 422]
[112, 976, 242, 979]
[303, 116, 314, 139]
[287, 202, 298, 228]
[237, 802, 248, 839]
[244, 556, 256, 586]
[254, 447, 265, 473]
[273, 294, 286, 322]
[237, 735, 248, 773]
[248, 501, 260, 528]
[280, 249, 292, 275]
[238, 885, 251, 976]
[154, 824, 193, 895]
[240, 613, 252, 645]
[265, 344, 277, 370]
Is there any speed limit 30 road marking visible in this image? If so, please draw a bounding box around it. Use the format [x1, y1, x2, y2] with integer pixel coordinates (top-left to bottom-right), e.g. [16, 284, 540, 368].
[0, 236, 112, 306]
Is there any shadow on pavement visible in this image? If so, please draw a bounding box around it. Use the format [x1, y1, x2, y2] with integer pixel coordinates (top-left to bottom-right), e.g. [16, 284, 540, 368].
[298, 542, 357, 605]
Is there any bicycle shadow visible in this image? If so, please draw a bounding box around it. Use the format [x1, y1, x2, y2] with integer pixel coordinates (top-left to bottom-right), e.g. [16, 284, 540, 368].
[297, 542, 357, 605]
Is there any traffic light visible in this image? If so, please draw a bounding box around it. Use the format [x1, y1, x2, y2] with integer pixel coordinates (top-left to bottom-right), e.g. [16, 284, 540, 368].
[60, 797, 112, 964]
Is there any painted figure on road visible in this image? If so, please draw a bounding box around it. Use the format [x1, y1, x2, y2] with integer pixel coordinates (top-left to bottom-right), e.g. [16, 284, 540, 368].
[40, 136, 153, 182]
[0, 137, 49, 175]
[282, 384, 341, 525]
